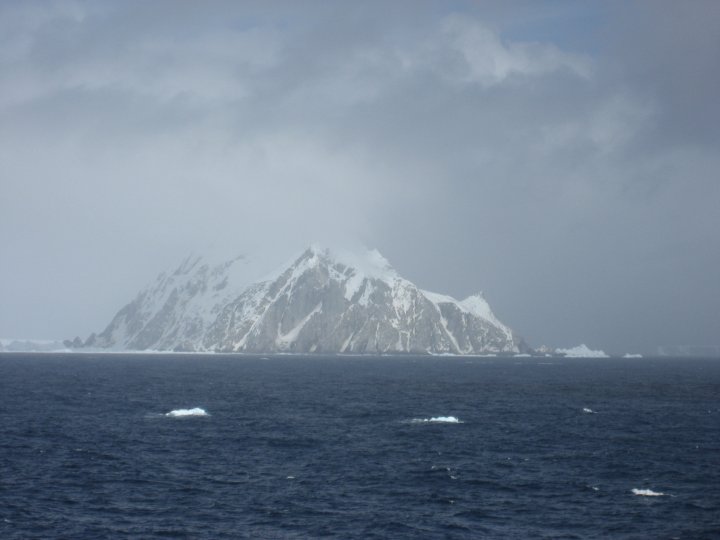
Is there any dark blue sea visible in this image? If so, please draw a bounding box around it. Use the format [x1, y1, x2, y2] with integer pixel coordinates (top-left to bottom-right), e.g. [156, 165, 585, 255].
[1, 354, 719, 539]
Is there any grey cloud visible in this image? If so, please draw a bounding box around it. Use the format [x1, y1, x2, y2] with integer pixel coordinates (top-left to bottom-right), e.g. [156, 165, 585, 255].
[604, 0, 720, 149]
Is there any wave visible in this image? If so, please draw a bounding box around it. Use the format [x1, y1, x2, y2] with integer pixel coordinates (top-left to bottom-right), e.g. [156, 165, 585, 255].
[165, 407, 209, 417]
[583, 407, 595, 414]
[411, 416, 462, 424]
[632, 488, 665, 497]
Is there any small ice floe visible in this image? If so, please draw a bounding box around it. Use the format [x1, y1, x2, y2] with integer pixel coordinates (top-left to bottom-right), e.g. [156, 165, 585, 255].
[632, 488, 665, 497]
[583, 407, 595, 414]
[165, 407, 209, 417]
[412, 416, 462, 424]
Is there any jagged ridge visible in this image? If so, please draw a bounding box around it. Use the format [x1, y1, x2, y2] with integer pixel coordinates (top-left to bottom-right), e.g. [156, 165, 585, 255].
[85, 246, 525, 354]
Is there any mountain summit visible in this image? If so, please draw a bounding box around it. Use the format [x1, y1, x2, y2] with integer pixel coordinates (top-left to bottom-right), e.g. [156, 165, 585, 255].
[85, 246, 526, 354]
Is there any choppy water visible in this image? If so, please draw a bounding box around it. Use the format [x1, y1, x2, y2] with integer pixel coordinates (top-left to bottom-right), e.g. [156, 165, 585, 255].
[1, 354, 719, 539]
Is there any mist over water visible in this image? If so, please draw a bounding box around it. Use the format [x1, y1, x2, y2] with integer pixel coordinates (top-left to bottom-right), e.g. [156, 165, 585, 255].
[2, 354, 719, 538]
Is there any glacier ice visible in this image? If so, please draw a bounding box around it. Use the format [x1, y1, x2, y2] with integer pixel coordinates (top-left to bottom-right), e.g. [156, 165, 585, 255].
[556, 344, 608, 358]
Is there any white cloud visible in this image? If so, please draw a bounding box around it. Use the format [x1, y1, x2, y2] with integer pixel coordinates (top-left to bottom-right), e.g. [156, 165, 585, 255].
[439, 14, 591, 86]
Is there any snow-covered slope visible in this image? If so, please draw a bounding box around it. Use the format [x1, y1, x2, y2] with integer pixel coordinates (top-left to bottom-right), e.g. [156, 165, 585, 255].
[85, 246, 525, 354]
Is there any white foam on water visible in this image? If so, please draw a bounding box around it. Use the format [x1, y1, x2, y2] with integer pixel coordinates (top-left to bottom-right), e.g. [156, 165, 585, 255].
[165, 407, 209, 417]
[583, 407, 595, 414]
[411, 416, 463, 424]
[632, 488, 665, 497]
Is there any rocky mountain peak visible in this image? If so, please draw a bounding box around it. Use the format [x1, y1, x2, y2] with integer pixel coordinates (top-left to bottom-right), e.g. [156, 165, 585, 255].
[84, 245, 526, 355]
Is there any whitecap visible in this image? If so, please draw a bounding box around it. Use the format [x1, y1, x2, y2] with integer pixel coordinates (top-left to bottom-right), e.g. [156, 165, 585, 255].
[165, 407, 209, 417]
[411, 416, 462, 424]
[583, 407, 595, 414]
[632, 488, 665, 497]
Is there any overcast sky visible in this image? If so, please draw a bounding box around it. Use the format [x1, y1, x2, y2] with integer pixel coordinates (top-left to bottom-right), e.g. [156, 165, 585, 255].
[1, 0, 718, 354]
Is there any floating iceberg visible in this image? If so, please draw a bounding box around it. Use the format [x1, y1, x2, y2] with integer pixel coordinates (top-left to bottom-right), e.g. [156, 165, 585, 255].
[556, 344, 608, 358]
[165, 407, 209, 417]
[632, 488, 665, 497]
[411, 416, 462, 424]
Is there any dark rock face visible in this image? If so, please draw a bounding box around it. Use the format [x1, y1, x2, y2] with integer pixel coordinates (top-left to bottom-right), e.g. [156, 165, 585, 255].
[87, 247, 525, 355]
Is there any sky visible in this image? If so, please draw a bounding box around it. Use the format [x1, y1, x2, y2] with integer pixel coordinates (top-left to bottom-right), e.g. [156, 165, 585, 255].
[1, 0, 718, 354]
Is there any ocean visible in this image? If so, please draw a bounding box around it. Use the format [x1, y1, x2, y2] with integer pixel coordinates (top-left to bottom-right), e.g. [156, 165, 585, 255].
[1, 354, 718, 539]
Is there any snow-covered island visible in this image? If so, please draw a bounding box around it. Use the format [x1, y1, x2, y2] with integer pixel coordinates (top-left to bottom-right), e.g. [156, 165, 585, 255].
[1, 248, 656, 358]
[74, 245, 529, 355]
